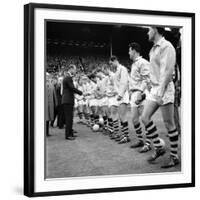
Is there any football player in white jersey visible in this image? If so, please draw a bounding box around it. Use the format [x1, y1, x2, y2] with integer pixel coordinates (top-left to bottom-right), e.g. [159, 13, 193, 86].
[141, 26, 179, 168]
[75, 76, 85, 124]
[104, 65, 118, 136]
[87, 73, 98, 128]
[128, 42, 152, 153]
[96, 69, 111, 129]
[84, 75, 94, 127]
[109, 56, 130, 144]
[84, 76, 94, 127]
[88, 72, 101, 129]
[100, 65, 113, 134]
[81, 76, 90, 125]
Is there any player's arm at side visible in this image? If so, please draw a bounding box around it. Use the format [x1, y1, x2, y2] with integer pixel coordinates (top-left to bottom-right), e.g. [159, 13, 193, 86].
[140, 62, 150, 92]
[159, 45, 176, 96]
[118, 68, 129, 97]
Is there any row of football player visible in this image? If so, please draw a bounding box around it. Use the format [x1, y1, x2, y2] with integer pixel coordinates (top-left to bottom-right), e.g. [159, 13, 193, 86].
[72, 55, 156, 151]
[71, 27, 180, 168]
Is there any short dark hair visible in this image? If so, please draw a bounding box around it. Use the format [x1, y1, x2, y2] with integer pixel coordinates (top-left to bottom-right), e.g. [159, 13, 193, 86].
[88, 73, 96, 80]
[129, 42, 141, 53]
[155, 27, 165, 35]
[95, 68, 102, 74]
[110, 55, 118, 62]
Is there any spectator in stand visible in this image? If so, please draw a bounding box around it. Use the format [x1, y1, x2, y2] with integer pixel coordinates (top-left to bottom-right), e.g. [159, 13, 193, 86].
[51, 76, 65, 129]
[46, 73, 58, 136]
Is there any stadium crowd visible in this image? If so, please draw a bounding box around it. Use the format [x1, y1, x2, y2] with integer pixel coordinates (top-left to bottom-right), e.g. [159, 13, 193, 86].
[47, 55, 111, 73]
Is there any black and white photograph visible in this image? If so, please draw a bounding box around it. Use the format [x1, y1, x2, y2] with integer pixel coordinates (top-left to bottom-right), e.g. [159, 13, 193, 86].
[24, 3, 195, 197]
[45, 22, 182, 178]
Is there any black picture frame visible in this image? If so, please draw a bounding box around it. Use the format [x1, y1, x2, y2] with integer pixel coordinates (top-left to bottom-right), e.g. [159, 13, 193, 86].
[24, 3, 195, 197]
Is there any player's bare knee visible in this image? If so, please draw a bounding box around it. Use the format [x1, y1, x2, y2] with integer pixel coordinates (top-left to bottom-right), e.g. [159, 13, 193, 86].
[141, 115, 149, 126]
[120, 115, 127, 122]
[132, 115, 139, 125]
[112, 113, 118, 121]
[164, 119, 176, 131]
[112, 110, 117, 116]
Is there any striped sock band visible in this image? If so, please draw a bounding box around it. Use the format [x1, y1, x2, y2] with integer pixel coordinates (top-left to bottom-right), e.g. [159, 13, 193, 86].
[122, 121, 129, 137]
[108, 118, 113, 133]
[120, 121, 124, 137]
[83, 113, 87, 121]
[103, 116, 108, 130]
[145, 137, 151, 146]
[79, 112, 83, 119]
[134, 123, 143, 142]
[113, 119, 119, 134]
[86, 113, 90, 123]
[168, 128, 179, 157]
[94, 115, 99, 125]
[145, 121, 162, 149]
[90, 114, 94, 126]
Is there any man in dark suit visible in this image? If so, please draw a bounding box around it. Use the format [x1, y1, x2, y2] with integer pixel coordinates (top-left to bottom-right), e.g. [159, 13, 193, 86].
[62, 65, 83, 140]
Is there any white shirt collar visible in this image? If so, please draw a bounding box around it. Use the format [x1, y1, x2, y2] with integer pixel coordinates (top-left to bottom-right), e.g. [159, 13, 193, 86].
[133, 56, 142, 63]
[154, 37, 165, 47]
[67, 72, 73, 77]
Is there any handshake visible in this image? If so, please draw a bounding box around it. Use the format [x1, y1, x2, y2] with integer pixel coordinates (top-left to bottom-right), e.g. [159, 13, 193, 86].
[135, 92, 146, 105]
[83, 93, 90, 97]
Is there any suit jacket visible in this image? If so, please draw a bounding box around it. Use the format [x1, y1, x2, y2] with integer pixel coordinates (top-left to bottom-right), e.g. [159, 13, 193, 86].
[61, 75, 82, 105]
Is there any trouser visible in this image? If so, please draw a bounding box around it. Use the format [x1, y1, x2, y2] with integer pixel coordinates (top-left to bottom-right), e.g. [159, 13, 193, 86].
[57, 104, 65, 128]
[50, 106, 58, 127]
[46, 121, 49, 136]
[63, 103, 74, 138]
[50, 104, 65, 128]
